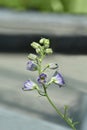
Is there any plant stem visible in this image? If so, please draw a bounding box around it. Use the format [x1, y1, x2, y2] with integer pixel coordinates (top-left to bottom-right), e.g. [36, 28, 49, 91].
[36, 46, 77, 130]
[44, 89, 77, 130]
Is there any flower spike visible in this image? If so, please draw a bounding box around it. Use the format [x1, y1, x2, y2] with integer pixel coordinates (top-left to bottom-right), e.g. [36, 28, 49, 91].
[23, 38, 78, 130]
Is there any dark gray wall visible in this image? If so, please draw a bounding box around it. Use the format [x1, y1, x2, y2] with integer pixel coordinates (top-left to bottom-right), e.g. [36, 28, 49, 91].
[0, 34, 87, 54]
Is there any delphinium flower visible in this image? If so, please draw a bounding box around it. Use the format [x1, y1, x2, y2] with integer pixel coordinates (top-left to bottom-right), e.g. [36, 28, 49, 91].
[22, 38, 78, 130]
[23, 80, 38, 91]
[37, 73, 47, 84]
[51, 71, 65, 87]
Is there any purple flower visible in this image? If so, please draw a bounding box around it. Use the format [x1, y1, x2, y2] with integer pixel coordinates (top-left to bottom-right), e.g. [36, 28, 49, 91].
[51, 71, 65, 87]
[37, 73, 47, 84]
[23, 80, 36, 91]
[27, 60, 37, 71]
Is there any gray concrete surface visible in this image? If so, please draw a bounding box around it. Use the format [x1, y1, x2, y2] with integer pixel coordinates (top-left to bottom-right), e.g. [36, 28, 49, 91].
[0, 9, 87, 35]
[0, 106, 71, 130]
[0, 53, 87, 130]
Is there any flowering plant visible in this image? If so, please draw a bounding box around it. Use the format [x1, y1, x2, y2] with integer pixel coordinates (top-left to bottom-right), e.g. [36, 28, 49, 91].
[22, 38, 78, 130]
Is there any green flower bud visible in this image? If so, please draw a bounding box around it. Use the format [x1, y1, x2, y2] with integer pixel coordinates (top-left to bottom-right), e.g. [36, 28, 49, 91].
[44, 39, 50, 45]
[45, 48, 53, 54]
[39, 38, 50, 48]
[28, 53, 37, 60]
[36, 48, 41, 54]
[31, 42, 41, 49]
[39, 38, 45, 44]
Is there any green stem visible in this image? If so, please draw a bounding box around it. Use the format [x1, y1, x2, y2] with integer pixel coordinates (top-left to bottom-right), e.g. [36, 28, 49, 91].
[43, 87, 77, 130]
[37, 58, 42, 75]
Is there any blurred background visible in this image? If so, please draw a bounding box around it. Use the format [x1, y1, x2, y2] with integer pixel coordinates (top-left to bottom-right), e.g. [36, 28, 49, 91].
[0, 0, 87, 13]
[0, 0, 87, 130]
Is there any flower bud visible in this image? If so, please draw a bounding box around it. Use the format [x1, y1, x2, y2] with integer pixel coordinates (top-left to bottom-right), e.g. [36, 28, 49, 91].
[45, 48, 53, 54]
[48, 63, 58, 69]
[39, 38, 50, 48]
[39, 38, 45, 44]
[31, 42, 41, 49]
[36, 48, 41, 54]
[27, 60, 38, 71]
[28, 53, 37, 60]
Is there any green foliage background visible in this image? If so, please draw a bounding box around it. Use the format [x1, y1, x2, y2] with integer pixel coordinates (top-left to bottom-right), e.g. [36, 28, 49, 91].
[0, 0, 87, 14]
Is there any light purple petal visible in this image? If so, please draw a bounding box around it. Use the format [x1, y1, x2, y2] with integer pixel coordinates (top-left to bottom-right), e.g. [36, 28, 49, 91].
[55, 73, 65, 85]
[52, 71, 65, 87]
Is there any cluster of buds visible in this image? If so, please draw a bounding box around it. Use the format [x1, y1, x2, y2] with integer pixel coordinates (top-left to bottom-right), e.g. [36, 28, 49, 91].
[23, 38, 65, 92]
